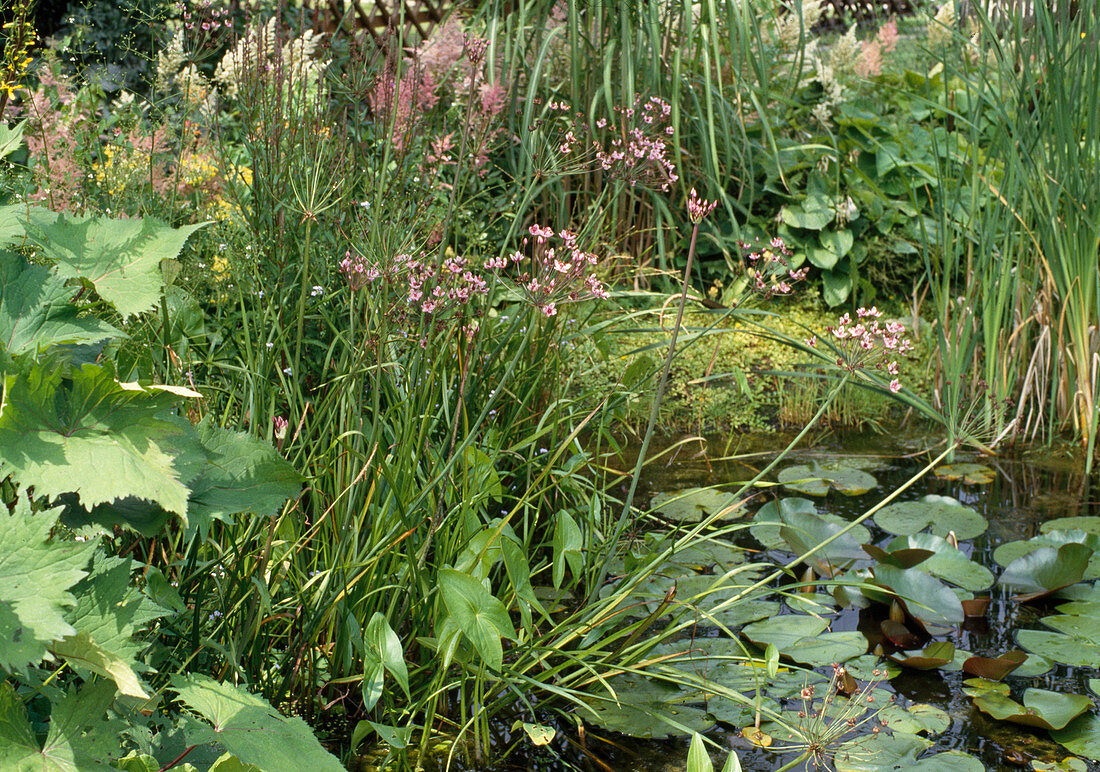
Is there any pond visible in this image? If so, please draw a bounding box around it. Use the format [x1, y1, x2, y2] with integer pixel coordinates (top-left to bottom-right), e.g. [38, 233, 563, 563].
[529, 434, 1100, 772]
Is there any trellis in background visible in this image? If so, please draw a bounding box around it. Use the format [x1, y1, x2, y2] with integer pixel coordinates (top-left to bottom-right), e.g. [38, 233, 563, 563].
[303, 0, 453, 45]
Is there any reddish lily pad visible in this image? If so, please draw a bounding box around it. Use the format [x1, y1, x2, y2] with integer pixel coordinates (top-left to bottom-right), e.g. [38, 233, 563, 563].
[962, 650, 1029, 680]
[891, 641, 956, 670]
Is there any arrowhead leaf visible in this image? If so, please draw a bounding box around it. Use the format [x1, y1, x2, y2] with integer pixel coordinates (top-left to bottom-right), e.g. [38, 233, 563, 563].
[438, 568, 516, 671]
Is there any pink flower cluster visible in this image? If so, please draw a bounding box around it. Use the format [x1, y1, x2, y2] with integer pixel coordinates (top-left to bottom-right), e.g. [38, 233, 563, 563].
[688, 188, 717, 224]
[809, 306, 912, 392]
[739, 238, 809, 297]
[371, 65, 440, 151]
[485, 224, 611, 317]
[552, 95, 679, 191]
[339, 250, 381, 291]
[855, 20, 899, 78]
[178, 0, 232, 34]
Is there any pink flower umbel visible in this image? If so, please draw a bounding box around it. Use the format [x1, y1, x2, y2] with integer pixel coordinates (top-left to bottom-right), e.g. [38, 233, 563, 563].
[807, 307, 914, 390]
[489, 225, 611, 315]
[687, 188, 717, 224]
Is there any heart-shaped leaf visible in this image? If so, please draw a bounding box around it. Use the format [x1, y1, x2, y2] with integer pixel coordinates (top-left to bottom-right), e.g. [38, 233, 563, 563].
[873, 565, 965, 628]
[962, 650, 1028, 680]
[890, 641, 956, 670]
[778, 460, 877, 497]
[650, 487, 744, 523]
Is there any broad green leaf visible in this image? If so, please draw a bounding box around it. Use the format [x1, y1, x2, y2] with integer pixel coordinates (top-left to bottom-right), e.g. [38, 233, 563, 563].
[0, 680, 128, 770]
[0, 499, 93, 671]
[742, 615, 866, 666]
[23, 211, 206, 319]
[934, 462, 996, 484]
[209, 754, 262, 772]
[778, 507, 869, 566]
[876, 703, 950, 735]
[822, 268, 852, 307]
[171, 674, 344, 771]
[809, 229, 854, 269]
[650, 487, 744, 523]
[777, 460, 877, 497]
[974, 688, 1091, 730]
[873, 565, 965, 627]
[1016, 629, 1100, 668]
[999, 544, 1091, 601]
[0, 120, 25, 160]
[1052, 713, 1100, 761]
[183, 418, 303, 537]
[0, 251, 122, 356]
[888, 533, 994, 591]
[48, 554, 167, 697]
[873, 495, 987, 539]
[517, 722, 555, 746]
[438, 568, 515, 671]
[752, 497, 871, 551]
[0, 360, 191, 516]
[994, 531, 1100, 582]
[1043, 517, 1100, 536]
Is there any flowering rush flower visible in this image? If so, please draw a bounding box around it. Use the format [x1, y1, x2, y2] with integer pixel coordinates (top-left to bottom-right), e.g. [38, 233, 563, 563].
[687, 188, 717, 224]
[808, 306, 913, 391]
[738, 237, 809, 298]
[487, 224, 611, 317]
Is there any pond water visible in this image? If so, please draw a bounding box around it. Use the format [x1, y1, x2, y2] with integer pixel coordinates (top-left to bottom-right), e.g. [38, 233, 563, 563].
[390, 434, 1100, 772]
[595, 434, 1100, 772]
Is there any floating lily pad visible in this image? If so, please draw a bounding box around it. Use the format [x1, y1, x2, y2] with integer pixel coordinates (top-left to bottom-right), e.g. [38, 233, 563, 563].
[742, 615, 866, 667]
[999, 543, 1092, 601]
[888, 533, 995, 591]
[993, 531, 1100, 582]
[598, 568, 764, 622]
[607, 534, 749, 578]
[934, 462, 997, 485]
[873, 495, 987, 539]
[962, 678, 1011, 698]
[650, 487, 744, 523]
[777, 460, 878, 497]
[832, 730, 933, 771]
[844, 654, 900, 681]
[751, 497, 871, 552]
[1042, 517, 1100, 535]
[1031, 758, 1089, 772]
[877, 703, 950, 735]
[1052, 713, 1100, 761]
[962, 650, 1029, 680]
[577, 673, 715, 738]
[839, 750, 984, 772]
[891, 641, 956, 670]
[864, 543, 935, 569]
[1016, 629, 1100, 669]
[973, 688, 1091, 731]
[873, 565, 965, 628]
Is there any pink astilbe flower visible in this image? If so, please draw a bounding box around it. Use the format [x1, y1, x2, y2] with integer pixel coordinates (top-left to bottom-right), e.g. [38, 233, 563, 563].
[877, 20, 900, 53]
[855, 40, 884, 78]
[807, 306, 914, 389]
[479, 81, 507, 117]
[370, 65, 439, 151]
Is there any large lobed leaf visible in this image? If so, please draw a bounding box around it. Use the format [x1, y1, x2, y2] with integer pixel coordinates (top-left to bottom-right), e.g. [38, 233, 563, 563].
[0, 360, 192, 516]
[0, 499, 95, 672]
[0, 251, 121, 357]
[22, 211, 206, 320]
[171, 674, 344, 771]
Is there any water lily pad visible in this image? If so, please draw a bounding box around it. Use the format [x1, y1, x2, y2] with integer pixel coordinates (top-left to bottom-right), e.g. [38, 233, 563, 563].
[1042, 517, 1100, 535]
[888, 533, 995, 591]
[891, 641, 956, 670]
[608, 534, 749, 578]
[742, 615, 867, 667]
[999, 543, 1092, 601]
[863, 543, 935, 569]
[841, 750, 984, 771]
[973, 688, 1091, 731]
[650, 487, 744, 523]
[1016, 629, 1100, 669]
[993, 531, 1100, 582]
[934, 462, 996, 485]
[1031, 758, 1089, 772]
[962, 678, 1011, 698]
[752, 497, 871, 552]
[962, 650, 1029, 680]
[873, 495, 988, 539]
[877, 703, 950, 735]
[832, 730, 933, 771]
[777, 460, 878, 497]
[844, 654, 900, 681]
[873, 565, 965, 628]
[1052, 713, 1100, 761]
[578, 673, 715, 738]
